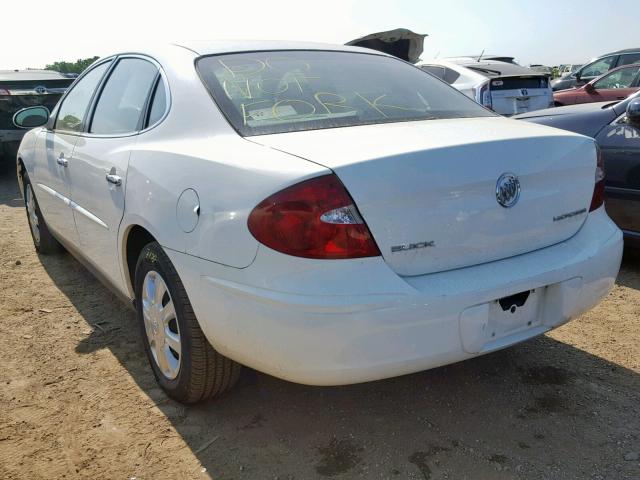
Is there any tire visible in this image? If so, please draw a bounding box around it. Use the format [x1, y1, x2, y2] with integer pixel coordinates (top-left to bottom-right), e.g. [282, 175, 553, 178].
[134, 242, 241, 403]
[22, 174, 64, 254]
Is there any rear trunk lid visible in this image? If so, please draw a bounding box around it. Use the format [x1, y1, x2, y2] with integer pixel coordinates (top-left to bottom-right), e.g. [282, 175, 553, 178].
[251, 117, 596, 276]
[486, 76, 553, 116]
[346, 28, 427, 64]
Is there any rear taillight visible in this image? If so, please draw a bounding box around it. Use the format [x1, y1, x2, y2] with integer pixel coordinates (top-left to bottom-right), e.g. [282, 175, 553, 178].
[248, 174, 381, 259]
[475, 82, 492, 110]
[589, 145, 605, 212]
[0, 86, 10, 95]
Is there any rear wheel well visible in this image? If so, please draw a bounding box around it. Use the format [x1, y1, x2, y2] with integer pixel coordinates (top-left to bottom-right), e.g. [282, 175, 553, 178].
[125, 226, 157, 294]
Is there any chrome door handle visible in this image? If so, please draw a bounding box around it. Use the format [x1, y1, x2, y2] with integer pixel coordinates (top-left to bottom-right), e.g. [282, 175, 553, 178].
[56, 156, 68, 167]
[105, 174, 122, 186]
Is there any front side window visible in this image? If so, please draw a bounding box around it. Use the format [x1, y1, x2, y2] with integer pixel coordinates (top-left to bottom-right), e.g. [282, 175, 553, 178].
[580, 56, 617, 78]
[197, 51, 494, 136]
[55, 62, 110, 132]
[594, 66, 640, 90]
[90, 58, 158, 134]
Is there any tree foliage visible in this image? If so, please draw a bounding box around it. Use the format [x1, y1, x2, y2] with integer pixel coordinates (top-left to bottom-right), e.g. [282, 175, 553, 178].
[44, 56, 99, 74]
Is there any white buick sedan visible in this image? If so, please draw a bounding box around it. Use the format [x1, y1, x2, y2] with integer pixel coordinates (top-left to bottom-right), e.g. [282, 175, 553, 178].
[14, 42, 623, 403]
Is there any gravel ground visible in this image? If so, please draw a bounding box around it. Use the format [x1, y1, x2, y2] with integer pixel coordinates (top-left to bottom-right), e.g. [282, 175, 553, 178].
[0, 166, 639, 480]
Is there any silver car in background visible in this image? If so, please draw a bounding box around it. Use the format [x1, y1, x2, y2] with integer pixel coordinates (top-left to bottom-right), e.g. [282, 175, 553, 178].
[418, 59, 554, 116]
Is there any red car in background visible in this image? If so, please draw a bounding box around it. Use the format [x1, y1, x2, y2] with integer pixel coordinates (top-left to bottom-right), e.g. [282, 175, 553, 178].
[553, 64, 640, 106]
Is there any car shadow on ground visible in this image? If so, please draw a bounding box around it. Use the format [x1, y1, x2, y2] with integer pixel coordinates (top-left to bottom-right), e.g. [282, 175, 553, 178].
[0, 165, 23, 208]
[4, 171, 639, 479]
[618, 248, 640, 290]
[35, 242, 640, 479]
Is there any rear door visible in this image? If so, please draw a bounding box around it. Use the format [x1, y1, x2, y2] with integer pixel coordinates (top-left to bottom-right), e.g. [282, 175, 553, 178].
[32, 62, 111, 244]
[68, 56, 161, 288]
[597, 115, 640, 235]
[588, 65, 640, 103]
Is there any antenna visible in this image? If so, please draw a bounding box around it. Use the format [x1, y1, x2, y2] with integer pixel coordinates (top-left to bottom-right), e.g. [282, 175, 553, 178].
[478, 49, 484, 62]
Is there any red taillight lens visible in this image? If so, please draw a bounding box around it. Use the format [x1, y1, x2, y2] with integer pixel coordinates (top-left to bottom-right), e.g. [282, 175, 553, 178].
[589, 145, 605, 212]
[248, 174, 381, 259]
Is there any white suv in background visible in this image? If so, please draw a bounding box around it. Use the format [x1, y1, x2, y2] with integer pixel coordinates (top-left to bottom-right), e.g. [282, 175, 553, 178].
[418, 59, 554, 116]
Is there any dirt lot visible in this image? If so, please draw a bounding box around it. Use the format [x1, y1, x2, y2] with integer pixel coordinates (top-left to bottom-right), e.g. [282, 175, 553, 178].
[0, 167, 639, 480]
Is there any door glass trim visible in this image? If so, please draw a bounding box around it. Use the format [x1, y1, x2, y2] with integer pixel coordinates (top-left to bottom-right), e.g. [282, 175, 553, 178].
[51, 58, 114, 133]
[83, 54, 170, 139]
[36, 182, 71, 206]
[51, 54, 170, 139]
[70, 200, 108, 229]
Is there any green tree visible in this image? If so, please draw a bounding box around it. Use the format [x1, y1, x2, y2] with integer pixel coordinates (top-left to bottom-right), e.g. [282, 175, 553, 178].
[44, 56, 99, 74]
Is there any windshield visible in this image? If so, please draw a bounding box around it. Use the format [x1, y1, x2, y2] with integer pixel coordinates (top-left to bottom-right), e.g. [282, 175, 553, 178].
[197, 50, 494, 136]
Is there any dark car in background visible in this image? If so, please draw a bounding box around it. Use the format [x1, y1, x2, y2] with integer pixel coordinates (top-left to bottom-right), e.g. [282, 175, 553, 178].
[552, 48, 640, 91]
[0, 70, 72, 164]
[516, 91, 640, 246]
[554, 64, 640, 106]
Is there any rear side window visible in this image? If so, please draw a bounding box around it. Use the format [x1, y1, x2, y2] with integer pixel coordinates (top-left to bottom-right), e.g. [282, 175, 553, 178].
[145, 78, 167, 128]
[444, 68, 461, 84]
[421, 65, 460, 85]
[197, 51, 494, 136]
[617, 53, 640, 67]
[55, 62, 110, 132]
[90, 58, 158, 134]
[421, 65, 445, 81]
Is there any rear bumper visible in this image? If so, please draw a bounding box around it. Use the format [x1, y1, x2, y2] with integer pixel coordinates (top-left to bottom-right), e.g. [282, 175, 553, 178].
[169, 207, 622, 386]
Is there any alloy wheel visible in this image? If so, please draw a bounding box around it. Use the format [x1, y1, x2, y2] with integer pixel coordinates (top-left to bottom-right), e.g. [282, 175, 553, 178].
[142, 270, 181, 379]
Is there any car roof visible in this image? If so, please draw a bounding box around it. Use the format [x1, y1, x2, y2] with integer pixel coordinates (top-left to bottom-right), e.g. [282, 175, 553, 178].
[173, 40, 386, 57]
[448, 60, 544, 77]
[0, 69, 70, 81]
[609, 48, 640, 54]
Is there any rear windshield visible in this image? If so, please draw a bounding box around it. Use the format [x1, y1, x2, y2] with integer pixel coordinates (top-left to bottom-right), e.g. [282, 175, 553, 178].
[197, 51, 494, 136]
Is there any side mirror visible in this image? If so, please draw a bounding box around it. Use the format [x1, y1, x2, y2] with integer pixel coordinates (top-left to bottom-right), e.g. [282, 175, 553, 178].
[12, 106, 50, 129]
[584, 82, 596, 93]
[627, 98, 640, 127]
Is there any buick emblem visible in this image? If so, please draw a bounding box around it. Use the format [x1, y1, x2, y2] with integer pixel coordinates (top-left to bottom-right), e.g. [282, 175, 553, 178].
[496, 173, 520, 208]
[34, 85, 47, 94]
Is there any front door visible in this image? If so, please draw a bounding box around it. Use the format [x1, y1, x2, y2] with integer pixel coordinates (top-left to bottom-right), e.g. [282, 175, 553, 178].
[32, 61, 112, 246]
[597, 116, 640, 235]
[31, 129, 78, 243]
[588, 65, 640, 103]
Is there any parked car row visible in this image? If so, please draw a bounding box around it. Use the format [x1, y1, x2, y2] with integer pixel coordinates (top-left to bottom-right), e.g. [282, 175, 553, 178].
[551, 48, 640, 91]
[516, 91, 640, 247]
[553, 64, 640, 106]
[348, 30, 640, 116]
[12, 41, 622, 403]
